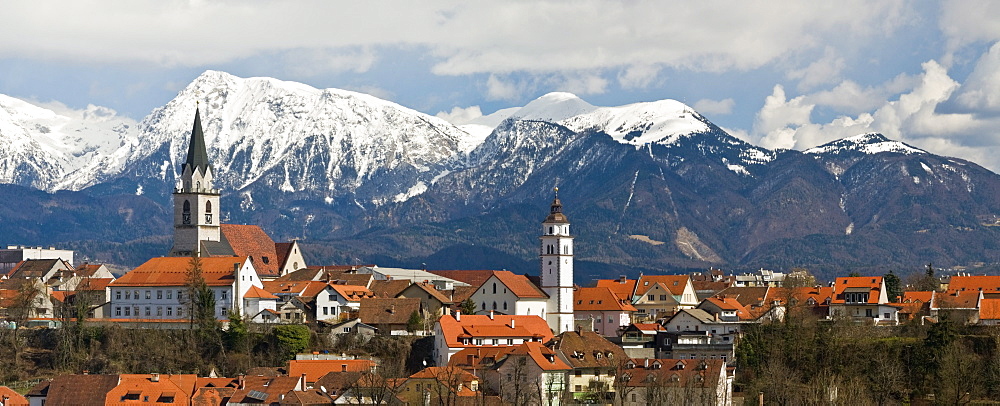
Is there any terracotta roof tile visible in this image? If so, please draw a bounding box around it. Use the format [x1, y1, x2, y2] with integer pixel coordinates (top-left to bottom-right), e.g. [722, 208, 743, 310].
[427, 270, 495, 288]
[574, 287, 637, 311]
[948, 275, 1000, 294]
[328, 284, 376, 302]
[410, 282, 454, 304]
[288, 360, 376, 383]
[635, 275, 691, 296]
[110, 257, 249, 287]
[243, 285, 278, 299]
[358, 297, 421, 325]
[491, 271, 547, 298]
[76, 278, 115, 291]
[369, 279, 411, 298]
[437, 314, 553, 348]
[220, 224, 281, 277]
[595, 278, 637, 302]
[621, 358, 726, 388]
[229, 376, 301, 404]
[548, 330, 626, 368]
[831, 276, 884, 304]
[37, 374, 120, 406]
[0, 386, 28, 406]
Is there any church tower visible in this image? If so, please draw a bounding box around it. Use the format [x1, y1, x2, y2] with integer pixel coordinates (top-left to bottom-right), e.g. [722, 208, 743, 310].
[540, 188, 574, 334]
[169, 107, 221, 256]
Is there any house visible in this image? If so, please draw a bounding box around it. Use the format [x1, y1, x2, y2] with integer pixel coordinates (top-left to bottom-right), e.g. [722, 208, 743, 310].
[433, 312, 554, 366]
[734, 269, 785, 287]
[242, 285, 279, 323]
[228, 375, 305, 405]
[595, 276, 638, 304]
[49, 263, 115, 292]
[358, 297, 422, 335]
[7, 258, 72, 283]
[660, 309, 740, 362]
[397, 367, 480, 406]
[314, 283, 376, 322]
[490, 341, 572, 406]
[26, 374, 121, 406]
[932, 290, 982, 324]
[106, 373, 197, 405]
[616, 323, 667, 358]
[0, 279, 53, 322]
[947, 275, 1000, 296]
[217, 224, 307, 279]
[287, 359, 377, 388]
[618, 358, 732, 406]
[631, 275, 699, 322]
[261, 280, 329, 323]
[829, 277, 900, 325]
[68, 275, 116, 319]
[0, 245, 74, 274]
[0, 386, 28, 406]
[898, 291, 934, 322]
[323, 319, 378, 345]
[107, 256, 263, 324]
[324, 372, 403, 405]
[397, 282, 453, 319]
[574, 286, 636, 336]
[462, 270, 550, 317]
[547, 329, 627, 403]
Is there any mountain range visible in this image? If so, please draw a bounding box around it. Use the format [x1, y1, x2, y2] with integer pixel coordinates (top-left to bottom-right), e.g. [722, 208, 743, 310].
[3, 71, 1000, 281]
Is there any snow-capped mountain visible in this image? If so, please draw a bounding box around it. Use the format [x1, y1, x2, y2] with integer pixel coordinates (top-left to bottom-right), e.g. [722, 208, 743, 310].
[0, 94, 134, 189]
[3, 71, 1000, 278]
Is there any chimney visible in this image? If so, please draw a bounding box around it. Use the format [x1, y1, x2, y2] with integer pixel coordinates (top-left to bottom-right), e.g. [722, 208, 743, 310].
[83, 370, 89, 375]
[644, 359, 649, 368]
[489, 310, 494, 320]
[390, 305, 395, 314]
[238, 374, 245, 390]
[510, 319, 515, 329]
[619, 275, 626, 284]
[3, 394, 9, 406]
[455, 310, 461, 322]
[151, 373, 160, 382]
[300, 373, 307, 391]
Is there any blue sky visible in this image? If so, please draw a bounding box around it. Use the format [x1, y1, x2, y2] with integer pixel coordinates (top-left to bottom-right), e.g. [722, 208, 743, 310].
[4, 1, 1000, 169]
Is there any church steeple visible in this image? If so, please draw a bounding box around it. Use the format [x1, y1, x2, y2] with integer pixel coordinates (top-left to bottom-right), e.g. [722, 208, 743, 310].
[540, 187, 574, 334]
[170, 106, 221, 257]
[184, 107, 211, 175]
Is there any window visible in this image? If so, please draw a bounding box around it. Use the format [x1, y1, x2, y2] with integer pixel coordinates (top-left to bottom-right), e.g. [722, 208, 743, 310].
[167, 307, 173, 316]
[648, 294, 655, 301]
[124, 307, 131, 316]
[167, 290, 172, 300]
[329, 294, 338, 301]
[157, 290, 162, 300]
[659, 295, 667, 301]
[177, 308, 184, 317]
[475, 339, 483, 345]
[182, 200, 191, 224]
[221, 291, 227, 300]
[177, 291, 183, 301]
[205, 201, 213, 223]
[134, 290, 139, 299]
[323, 307, 329, 316]
[124, 291, 130, 300]
[884, 312, 890, 319]
[115, 307, 121, 316]
[145, 290, 151, 299]
[145, 307, 151, 316]
[116, 291, 121, 300]
[575, 385, 582, 392]
[493, 283, 497, 294]
[866, 309, 873, 317]
[344, 327, 351, 333]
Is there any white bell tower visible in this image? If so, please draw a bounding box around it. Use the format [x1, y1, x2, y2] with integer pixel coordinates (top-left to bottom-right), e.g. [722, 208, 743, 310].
[169, 106, 221, 257]
[540, 188, 574, 334]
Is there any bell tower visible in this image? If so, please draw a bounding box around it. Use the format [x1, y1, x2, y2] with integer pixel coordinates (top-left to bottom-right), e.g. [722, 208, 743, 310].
[169, 106, 221, 256]
[540, 188, 574, 334]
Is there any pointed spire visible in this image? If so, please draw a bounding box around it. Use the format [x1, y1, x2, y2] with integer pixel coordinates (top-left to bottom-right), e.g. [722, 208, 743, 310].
[184, 106, 211, 173]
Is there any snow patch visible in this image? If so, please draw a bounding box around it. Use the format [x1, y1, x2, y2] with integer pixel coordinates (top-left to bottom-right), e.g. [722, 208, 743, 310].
[135, 184, 143, 196]
[393, 181, 427, 202]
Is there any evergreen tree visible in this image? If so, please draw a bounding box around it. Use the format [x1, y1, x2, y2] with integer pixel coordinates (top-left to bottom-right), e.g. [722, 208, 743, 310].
[459, 298, 477, 315]
[885, 270, 903, 303]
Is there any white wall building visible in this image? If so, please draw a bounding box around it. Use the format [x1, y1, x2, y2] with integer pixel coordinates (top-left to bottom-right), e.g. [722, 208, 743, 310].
[540, 190, 574, 334]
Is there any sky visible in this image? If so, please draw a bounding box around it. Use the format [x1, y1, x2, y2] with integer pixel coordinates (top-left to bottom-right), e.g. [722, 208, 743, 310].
[3, 1, 1000, 170]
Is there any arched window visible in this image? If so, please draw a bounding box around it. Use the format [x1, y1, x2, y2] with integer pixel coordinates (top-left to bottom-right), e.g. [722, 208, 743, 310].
[549, 226, 553, 234]
[503, 302, 508, 310]
[205, 200, 213, 224]
[182, 200, 191, 225]
[492, 302, 497, 310]
[481, 302, 486, 310]
[492, 283, 497, 294]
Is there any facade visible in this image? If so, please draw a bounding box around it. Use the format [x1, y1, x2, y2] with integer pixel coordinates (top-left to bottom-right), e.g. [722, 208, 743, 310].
[631, 275, 699, 322]
[618, 358, 732, 406]
[574, 286, 636, 336]
[469, 270, 549, 317]
[433, 312, 554, 366]
[0, 246, 74, 274]
[170, 108, 221, 257]
[547, 330, 627, 403]
[108, 256, 263, 322]
[660, 309, 741, 362]
[829, 276, 900, 325]
[314, 284, 376, 322]
[540, 190, 575, 334]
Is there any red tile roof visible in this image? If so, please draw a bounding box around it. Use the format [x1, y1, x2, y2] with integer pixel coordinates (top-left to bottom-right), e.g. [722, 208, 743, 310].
[831, 276, 884, 304]
[111, 257, 249, 287]
[243, 285, 278, 299]
[935, 290, 981, 309]
[328, 284, 376, 302]
[106, 374, 197, 406]
[358, 297, 421, 325]
[261, 280, 328, 300]
[28, 375, 120, 406]
[0, 386, 28, 406]
[229, 376, 301, 404]
[437, 314, 553, 348]
[948, 275, 1000, 293]
[427, 270, 496, 288]
[574, 287, 637, 311]
[491, 271, 547, 298]
[220, 224, 280, 277]
[595, 278, 637, 302]
[704, 297, 751, 319]
[288, 359, 377, 383]
[980, 298, 1000, 320]
[636, 275, 691, 296]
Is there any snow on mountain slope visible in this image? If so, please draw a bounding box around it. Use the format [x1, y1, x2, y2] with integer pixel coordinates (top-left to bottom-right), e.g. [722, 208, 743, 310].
[0, 94, 134, 189]
[560, 98, 710, 146]
[803, 133, 927, 156]
[58, 71, 472, 205]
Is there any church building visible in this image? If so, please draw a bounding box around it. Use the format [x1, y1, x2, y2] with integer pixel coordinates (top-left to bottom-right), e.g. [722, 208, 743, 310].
[540, 189, 575, 334]
[168, 107, 305, 279]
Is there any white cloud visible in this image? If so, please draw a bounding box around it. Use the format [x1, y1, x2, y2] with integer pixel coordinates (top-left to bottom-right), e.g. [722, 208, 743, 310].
[617, 64, 660, 90]
[555, 73, 608, 96]
[693, 98, 735, 115]
[949, 41, 1000, 114]
[0, 1, 911, 77]
[753, 85, 814, 148]
[939, 1, 1000, 63]
[787, 47, 845, 91]
[435, 105, 483, 125]
[485, 75, 524, 101]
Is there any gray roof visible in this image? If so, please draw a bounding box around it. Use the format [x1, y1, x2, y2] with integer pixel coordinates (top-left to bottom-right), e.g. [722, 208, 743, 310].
[184, 108, 212, 173]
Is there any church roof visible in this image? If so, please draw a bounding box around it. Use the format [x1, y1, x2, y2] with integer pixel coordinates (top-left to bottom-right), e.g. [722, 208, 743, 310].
[544, 191, 569, 224]
[220, 224, 280, 277]
[184, 108, 211, 173]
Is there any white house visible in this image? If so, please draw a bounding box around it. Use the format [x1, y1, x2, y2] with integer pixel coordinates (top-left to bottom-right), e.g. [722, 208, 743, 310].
[433, 312, 554, 366]
[314, 283, 376, 322]
[107, 256, 262, 322]
[469, 270, 549, 317]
